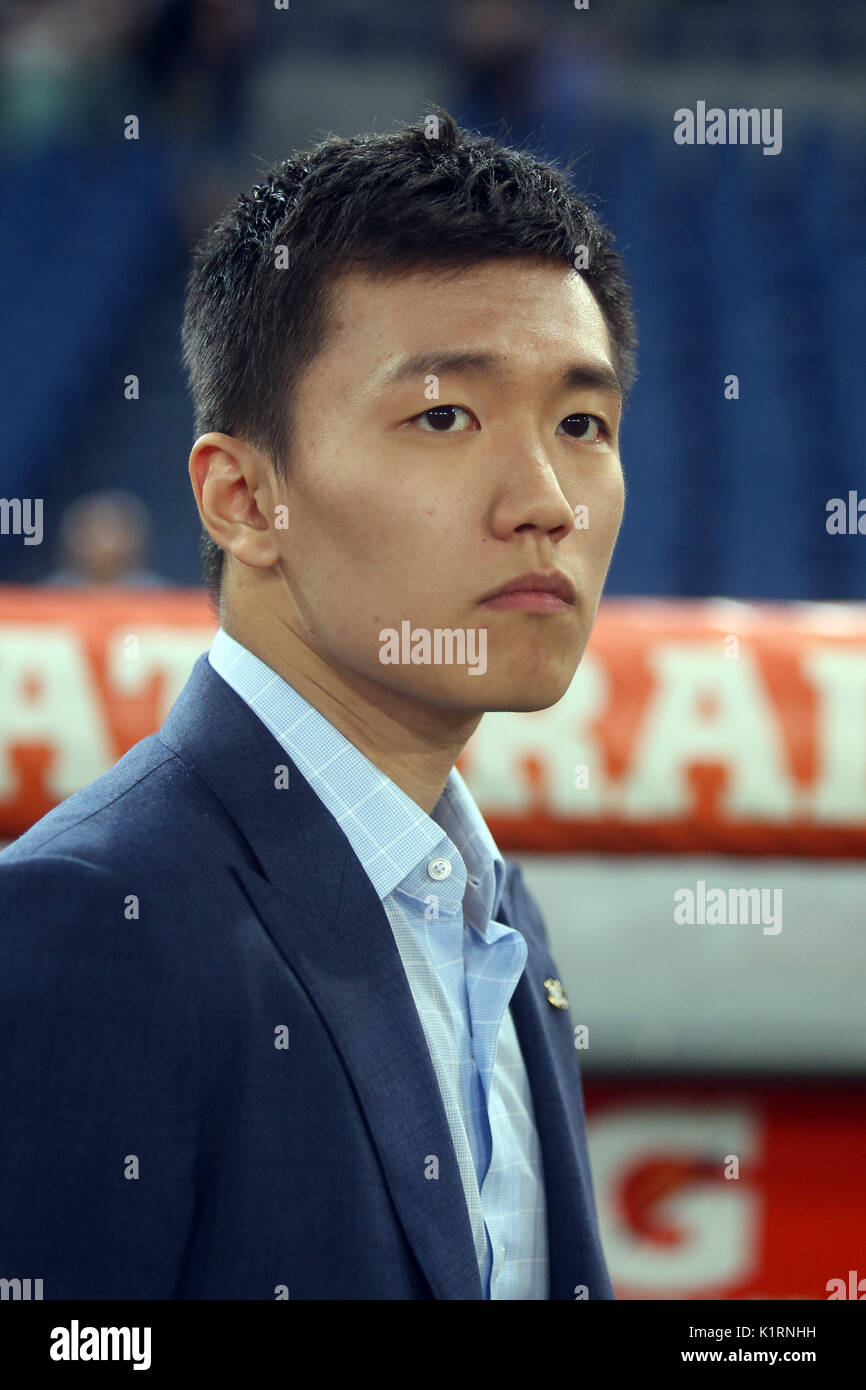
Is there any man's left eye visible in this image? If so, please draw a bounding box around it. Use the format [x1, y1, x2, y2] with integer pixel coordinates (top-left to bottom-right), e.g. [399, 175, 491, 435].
[410, 405, 476, 433]
[558, 415, 608, 442]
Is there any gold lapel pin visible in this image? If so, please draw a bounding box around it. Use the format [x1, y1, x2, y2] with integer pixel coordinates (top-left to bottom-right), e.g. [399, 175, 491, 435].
[544, 978, 569, 1009]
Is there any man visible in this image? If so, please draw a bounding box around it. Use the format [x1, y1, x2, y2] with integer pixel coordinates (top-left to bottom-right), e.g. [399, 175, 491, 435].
[40, 490, 168, 587]
[0, 110, 637, 1299]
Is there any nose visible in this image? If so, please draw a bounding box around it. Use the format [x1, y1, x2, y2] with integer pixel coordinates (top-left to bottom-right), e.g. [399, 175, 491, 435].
[486, 440, 578, 543]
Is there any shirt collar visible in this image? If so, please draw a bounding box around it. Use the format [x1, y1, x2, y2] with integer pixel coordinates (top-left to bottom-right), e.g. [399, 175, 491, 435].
[432, 766, 506, 925]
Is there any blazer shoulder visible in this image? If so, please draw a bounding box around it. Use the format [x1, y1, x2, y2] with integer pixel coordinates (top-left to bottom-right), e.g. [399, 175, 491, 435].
[0, 732, 235, 883]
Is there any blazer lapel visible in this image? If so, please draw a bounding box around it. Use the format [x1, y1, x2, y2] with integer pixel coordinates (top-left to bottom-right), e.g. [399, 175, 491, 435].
[160, 656, 483, 1300]
[500, 869, 613, 1300]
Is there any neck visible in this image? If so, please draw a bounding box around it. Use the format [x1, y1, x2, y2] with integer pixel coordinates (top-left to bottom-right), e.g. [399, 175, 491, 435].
[222, 593, 482, 817]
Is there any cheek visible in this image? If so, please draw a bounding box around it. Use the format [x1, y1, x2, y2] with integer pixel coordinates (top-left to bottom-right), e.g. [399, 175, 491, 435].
[585, 464, 624, 543]
[287, 471, 427, 615]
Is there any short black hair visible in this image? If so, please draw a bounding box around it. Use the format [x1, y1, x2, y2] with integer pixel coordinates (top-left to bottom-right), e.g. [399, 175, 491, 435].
[181, 108, 638, 602]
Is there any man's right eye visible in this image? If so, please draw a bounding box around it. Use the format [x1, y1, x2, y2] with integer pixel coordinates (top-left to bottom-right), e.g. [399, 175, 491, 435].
[408, 405, 478, 433]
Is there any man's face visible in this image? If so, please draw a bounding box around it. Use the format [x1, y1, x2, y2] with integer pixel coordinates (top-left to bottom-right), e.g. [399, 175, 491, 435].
[270, 256, 625, 712]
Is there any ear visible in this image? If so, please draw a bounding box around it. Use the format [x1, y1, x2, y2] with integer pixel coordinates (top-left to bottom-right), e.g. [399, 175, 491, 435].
[189, 433, 283, 571]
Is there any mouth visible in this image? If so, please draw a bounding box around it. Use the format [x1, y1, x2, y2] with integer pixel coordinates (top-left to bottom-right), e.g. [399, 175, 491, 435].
[478, 570, 577, 612]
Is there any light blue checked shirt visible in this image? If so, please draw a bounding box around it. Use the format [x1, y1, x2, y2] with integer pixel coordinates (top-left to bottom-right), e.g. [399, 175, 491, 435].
[209, 627, 549, 1299]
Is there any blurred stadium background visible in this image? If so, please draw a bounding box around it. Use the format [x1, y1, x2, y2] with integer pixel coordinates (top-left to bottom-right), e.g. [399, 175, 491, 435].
[1, 0, 864, 1300]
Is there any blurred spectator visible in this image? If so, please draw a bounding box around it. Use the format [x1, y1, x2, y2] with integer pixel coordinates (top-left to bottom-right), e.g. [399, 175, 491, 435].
[447, 0, 543, 137]
[41, 490, 168, 587]
[137, 0, 259, 155]
[0, 0, 259, 155]
[0, 0, 145, 146]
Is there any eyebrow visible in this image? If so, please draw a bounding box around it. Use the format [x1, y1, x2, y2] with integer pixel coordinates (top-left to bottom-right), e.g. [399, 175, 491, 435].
[375, 349, 623, 402]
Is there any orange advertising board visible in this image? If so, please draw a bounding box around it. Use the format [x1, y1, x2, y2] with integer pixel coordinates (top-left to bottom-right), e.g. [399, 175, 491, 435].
[1, 588, 865, 853]
[584, 1079, 866, 1301]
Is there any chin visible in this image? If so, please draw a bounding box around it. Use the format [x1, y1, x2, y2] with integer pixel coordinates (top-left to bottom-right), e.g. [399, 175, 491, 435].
[478, 666, 577, 713]
[381, 649, 580, 712]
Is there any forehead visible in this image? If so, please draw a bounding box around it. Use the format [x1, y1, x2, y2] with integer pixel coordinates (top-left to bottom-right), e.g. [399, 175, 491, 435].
[318, 257, 614, 383]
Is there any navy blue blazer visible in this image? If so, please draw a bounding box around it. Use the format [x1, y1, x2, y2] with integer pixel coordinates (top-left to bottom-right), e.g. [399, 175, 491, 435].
[0, 654, 614, 1300]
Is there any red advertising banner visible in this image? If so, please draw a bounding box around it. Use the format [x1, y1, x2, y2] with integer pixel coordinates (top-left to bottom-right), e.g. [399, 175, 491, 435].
[1, 588, 865, 852]
[584, 1080, 866, 1301]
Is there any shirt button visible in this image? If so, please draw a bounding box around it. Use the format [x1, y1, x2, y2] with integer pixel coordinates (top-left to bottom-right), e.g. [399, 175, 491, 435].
[427, 857, 452, 881]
